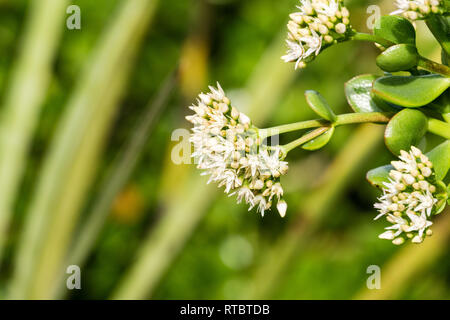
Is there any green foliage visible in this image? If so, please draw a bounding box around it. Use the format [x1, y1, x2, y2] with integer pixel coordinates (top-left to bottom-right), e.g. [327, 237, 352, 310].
[376, 44, 419, 72]
[427, 140, 450, 180]
[372, 75, 450, 108]
[366, 164, 393, 188]
[304, 90, 337, 122]
[374, 16, 416, 45]
[302, 127, 334, 151]
[384, 109, 428, 155]
[344, 74, 396, 113]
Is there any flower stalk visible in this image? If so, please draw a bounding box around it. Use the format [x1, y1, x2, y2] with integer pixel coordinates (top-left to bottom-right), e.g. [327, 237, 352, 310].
[280, 126, 330, 156]
[259, 112, 393, 140]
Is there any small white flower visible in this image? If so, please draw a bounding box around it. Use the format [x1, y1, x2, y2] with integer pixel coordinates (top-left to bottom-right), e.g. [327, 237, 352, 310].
[391, 0, 411, 15]
[413, 189, 437, 217]
[281, 40, 305, 70]
[245, 154, 261, 177]
[235, 186, 254, 205]
[299, 29, 323, 59]
[378, 230, 395, 240]
[405, 211, 432, 242]
[251, 195, 268, 217]
[277, 199, 288, 218]
[313, 0, 339, 17]
[384, 214, 408, 238]
[259, 148, 287, 177]
[297, 0, 314, 15]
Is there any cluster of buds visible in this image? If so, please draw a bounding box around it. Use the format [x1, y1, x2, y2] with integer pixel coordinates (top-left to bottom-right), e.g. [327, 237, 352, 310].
[282, 0, 352, 69]
[374, 146, 439, 245]
[391, 0, 447, 20]
[186, 83, 289, 217]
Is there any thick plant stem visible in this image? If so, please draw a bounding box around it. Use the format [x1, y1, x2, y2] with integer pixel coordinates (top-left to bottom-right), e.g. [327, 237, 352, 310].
[351, 32, 394, 48]
[259, 119, 326, 140]
[259, 112, 393, 139]
[428, 118, 450, 139]
[418, 56, 450, 77]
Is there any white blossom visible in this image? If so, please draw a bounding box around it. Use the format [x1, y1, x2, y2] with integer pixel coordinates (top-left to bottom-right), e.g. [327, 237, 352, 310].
[187, 83, 289, 217]
[281, 40, 305, 70]
[391, 0, 445, 20]
[282, 0, 352, 69]
[373, 146, 440, 245]
[313, 0, 339, 17]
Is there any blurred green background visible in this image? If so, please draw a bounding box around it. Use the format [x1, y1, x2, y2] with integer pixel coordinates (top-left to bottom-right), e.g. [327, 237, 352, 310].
[0, 0, 449, 300]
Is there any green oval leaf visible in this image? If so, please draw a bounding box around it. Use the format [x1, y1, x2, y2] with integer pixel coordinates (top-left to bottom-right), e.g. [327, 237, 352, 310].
[366, 164, 393, 188]
[374, 15, 416, 45]
[302, 127, 334, 151]
[373, 74, 450, 108]
[345, 74, 397, 113]
[304, 90, 337, 122]
[434, 180, 448, 214]
[435, 196, 448, 214]
[376, 44, 419, 72]
[427, 140, 450, 180]
[384, 109, 428, 155]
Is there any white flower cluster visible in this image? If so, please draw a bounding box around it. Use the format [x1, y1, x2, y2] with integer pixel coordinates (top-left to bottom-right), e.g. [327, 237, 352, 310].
[282, 0, 351, 69]
[391, 0, 446, 20]
[186, 83, 289, 217]
[374, 146, 439, 245]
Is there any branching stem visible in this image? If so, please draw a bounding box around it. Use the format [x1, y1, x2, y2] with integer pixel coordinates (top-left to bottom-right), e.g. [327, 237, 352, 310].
[259, 112, 393, 140]
[418, 56, 450, 77]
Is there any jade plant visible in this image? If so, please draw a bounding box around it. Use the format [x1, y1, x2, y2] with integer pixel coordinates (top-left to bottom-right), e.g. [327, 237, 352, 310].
[186, 0, 450, 245]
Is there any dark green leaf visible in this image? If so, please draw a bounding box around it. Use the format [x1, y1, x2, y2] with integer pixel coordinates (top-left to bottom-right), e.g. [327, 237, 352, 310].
[302, 127, 334, 150]
[374, 15, 416, 45]
[376, 44, 419, 72]
[304, 90, 337, 122]
[384, 109, 428, 155]
[434, 181, 448, 214]
[426, 15, 450, 60]
[345, 74, 397, 113]
[427, 140, 450, 180]
[373, 74, 450, 108]
[366, 164, 393, 188]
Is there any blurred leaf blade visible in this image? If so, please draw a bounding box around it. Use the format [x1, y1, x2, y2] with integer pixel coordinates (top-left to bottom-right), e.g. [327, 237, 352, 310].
[55, 69, 177, 298]
[8, 0, 160, 299]
[0, 0, 68, 263]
